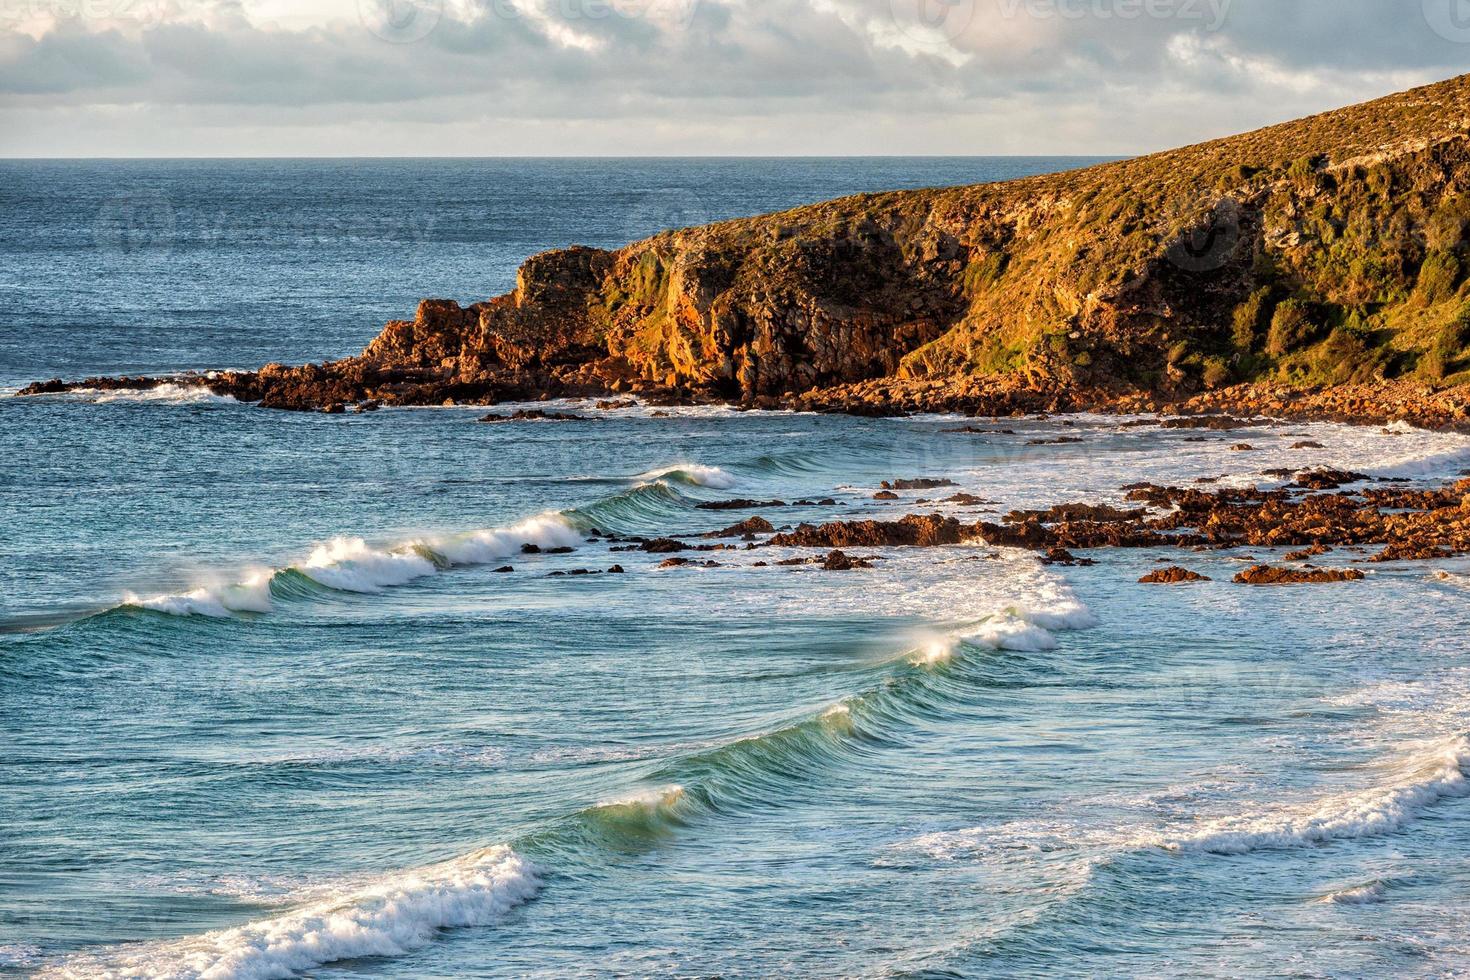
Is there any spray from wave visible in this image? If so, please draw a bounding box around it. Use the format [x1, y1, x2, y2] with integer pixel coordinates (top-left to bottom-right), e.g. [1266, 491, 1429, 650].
[44, 846, 538, 980]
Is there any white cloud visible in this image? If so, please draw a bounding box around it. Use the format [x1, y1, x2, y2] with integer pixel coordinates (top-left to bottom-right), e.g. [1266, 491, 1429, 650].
[0, 0, 1461, 155]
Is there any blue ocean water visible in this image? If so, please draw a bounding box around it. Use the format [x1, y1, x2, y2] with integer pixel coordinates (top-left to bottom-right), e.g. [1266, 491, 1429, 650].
[4, 161, 1470, 979]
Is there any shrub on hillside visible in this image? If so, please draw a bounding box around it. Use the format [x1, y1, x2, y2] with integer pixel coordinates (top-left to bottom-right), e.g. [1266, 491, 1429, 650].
[1266, 299, 1317, 357]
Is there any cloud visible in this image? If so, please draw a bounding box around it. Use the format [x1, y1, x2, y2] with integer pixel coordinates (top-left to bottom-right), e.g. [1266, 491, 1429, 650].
[0, 0, 1460, 155]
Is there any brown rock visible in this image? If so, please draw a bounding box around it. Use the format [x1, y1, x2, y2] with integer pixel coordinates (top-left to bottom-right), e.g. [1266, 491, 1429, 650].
[705, 516, 775, 538]
[822, 550, 873, 571]
[696, 499, 788, 510]
[768, 514, 967, 548]
[1139, 566, 1210, 583]
[881, 478, 956, 491]
[641, 538, 689, 553]
[1233, 564, 1365, 585]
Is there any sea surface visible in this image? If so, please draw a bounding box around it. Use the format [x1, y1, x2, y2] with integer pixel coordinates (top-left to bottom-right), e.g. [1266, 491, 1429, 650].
[4, 160, 1470, 979]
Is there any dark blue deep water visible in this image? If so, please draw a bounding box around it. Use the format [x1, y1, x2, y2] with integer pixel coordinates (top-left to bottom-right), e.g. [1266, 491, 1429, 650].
[4, 160, 1470, 979]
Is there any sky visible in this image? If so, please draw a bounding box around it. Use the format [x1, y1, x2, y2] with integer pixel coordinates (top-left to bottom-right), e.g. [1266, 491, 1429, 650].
[1, 0, 1467, 156]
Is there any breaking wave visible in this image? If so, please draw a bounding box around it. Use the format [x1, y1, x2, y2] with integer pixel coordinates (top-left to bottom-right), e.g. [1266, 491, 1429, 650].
[44, 846, 538, 980]
[634, 463, 737, 489]
[1320, 881, 1388, 905]
[1157, 734, 1470, 855]
[117, 513, 583, 618]
[72, 384, 239, 406]
[564, 479, 695, 534]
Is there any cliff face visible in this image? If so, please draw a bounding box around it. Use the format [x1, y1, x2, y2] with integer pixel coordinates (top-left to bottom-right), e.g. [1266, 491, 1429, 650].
[345, 74, 1470, 409]
[24, 75, 1470, 417]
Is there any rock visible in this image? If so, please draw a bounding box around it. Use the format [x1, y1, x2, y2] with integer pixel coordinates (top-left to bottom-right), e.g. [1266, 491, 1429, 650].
[1005, 503, 1148, 524]
[544, 546, 575, 555]
[768, 514, 967, 548]
[493, 565, 514, 573]
[1139, 566, 1210, 583]
[607, 565, 625, 573]
[705, 516, 775, 538]
[520, 543, 542, 554]
[821, 550, 873, 571]
[641, 538, 690, 553]
[1159, 415, 1255, 430]
[873, 491, 900, 500]
[1290, 468, 1368, 491]
[1290, 440, 1325, 449]
[1283, 545, 1330, 561]
[881, 478, 956, 491]
[1233, 564, 1365, 585]
[479, 409, 590, 423]
[596, 399, 637, 409]
[1027, 437, 1084, 445]
[1042, 547, 1095, 566]
[1229, 443, 1255, 452]
[659, 557, 691, 568]
[696, 499, 787, 510]
[323, 402, 346, 414]
[1370, 542, 1453, 562]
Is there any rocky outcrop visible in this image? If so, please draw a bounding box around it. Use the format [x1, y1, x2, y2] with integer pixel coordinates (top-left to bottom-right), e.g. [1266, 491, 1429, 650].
[20, 74, 1470, 421]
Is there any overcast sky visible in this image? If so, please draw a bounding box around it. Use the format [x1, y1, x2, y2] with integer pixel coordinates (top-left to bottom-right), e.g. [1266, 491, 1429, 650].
[1, 0, 1467, 156]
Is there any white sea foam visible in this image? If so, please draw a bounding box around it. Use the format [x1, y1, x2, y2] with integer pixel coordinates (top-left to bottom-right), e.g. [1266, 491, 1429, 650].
[422, 512, 583, 565]
[122, 571, 275, 618]
[1157, 734, 1470, 855]
[963, 613, 1059, 652]
[1321, 880, 1387, 905]
[45, 846, 539, 980]
[0, 944, 44, 970]
[635, 463, 737, 489]
[79, 384, 238, 406]
[296, 537, 441, 593]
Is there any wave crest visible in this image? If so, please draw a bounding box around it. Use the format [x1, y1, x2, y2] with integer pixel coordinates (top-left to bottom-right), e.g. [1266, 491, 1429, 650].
[45, 846, 538, 980]
[1157, 734, 1470, 855]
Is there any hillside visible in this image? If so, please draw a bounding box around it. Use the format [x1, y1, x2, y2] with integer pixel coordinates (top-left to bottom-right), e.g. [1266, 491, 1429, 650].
[24, 74, 1470, 421]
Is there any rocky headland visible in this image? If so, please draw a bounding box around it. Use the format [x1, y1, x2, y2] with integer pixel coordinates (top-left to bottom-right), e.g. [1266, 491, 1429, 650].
[21, 73, 1470, 428]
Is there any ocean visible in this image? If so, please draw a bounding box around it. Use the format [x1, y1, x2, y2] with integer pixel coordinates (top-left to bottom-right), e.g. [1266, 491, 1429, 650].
[3, 160, 1470, 979]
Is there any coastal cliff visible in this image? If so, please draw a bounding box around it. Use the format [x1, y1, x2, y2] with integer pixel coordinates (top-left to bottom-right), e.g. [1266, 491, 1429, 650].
[26, 74, 1470, 423]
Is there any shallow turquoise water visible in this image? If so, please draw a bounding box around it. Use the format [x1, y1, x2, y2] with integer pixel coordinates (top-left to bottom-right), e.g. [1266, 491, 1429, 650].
[4, 393, 1470, 978]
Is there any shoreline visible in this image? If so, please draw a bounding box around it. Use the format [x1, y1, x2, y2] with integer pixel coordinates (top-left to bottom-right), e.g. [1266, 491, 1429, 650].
[17, 367, 1470, 432]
